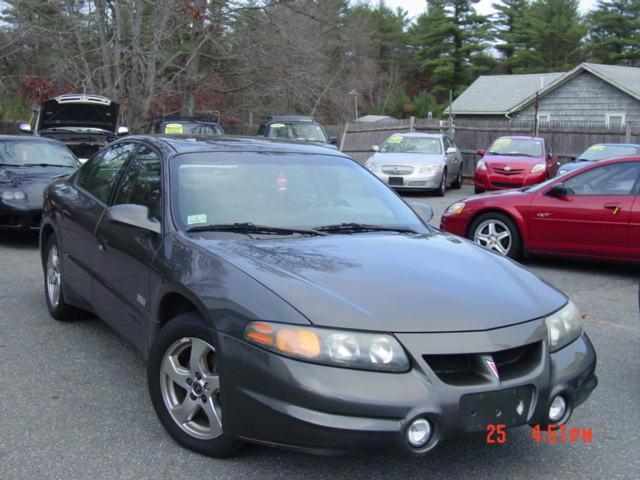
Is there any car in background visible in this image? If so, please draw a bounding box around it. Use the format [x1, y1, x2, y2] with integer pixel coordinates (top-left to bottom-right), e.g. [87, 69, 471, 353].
[557, 143, 640, 176]
[39, 135, 596, 457]
[19, 94, 128, 163]
[0, 136, 80, 231]
[441, 156, 640, 262]
[256, 115, 337, 148]
[365, 133, 463, 196]
[474, 136, 559, 194]
[153, 114, 224, 137]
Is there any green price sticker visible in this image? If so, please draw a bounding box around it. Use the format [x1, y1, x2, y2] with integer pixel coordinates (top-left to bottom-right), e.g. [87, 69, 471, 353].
[187, 214, 207, 225]
[387, 135, 403, 144]
[164, 123, 184, 134]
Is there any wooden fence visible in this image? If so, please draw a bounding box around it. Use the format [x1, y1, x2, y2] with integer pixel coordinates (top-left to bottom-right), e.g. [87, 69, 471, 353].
[341, 118, 640, 177]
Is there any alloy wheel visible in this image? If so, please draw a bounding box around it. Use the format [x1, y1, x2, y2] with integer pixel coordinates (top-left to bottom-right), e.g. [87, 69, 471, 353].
[473, 219, 512, 256]
[46, 245, 61, 307]
[160, 337, 223, 440]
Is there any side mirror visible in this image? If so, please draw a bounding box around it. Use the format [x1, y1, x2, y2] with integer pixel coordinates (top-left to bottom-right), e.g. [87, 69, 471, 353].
[329, 136, 338, 145]
[446, 147, 457, 154]
[19, 123, 32, 134]
[371, 145, 379, 152]
[546, 152, 552, 160]
[105, 204, 161, 234]
[476, 149, 485, 157]
[117, 126, 129, 136]
[547, 184, 569, 196]
[411, 202, 434, 224]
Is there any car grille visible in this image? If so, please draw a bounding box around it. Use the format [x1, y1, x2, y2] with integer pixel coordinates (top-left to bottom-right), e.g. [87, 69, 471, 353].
[381, 165, 414, 175]
[491, 167, 525, 175]
[491, 181, 522, 188]
[423, 342, 542, 386]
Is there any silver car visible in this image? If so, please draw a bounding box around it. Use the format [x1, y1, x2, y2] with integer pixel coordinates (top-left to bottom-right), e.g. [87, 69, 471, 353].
[365, 133, 464, 196]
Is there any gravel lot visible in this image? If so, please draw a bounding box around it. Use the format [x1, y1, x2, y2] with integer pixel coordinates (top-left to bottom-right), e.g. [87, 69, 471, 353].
[1, 184, 638, 480]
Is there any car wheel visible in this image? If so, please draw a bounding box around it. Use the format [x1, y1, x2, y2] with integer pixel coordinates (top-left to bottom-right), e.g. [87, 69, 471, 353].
[474, 187, 485, 194]
[468, 213, 522, 259]
[44, 234, 83, 321]
[435, 170, 447, 196]
[451, 166, 463, 189]
[148, 313, 245, 457]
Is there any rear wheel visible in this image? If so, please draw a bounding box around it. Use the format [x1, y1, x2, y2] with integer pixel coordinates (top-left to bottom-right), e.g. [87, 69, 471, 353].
[468, 213, 522, 259]
[44, 234, 83, 320]
[148, 313, 245, 457]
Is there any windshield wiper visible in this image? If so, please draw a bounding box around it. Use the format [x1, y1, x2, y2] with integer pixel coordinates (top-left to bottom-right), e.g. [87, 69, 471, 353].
[186, 222, 325, 236]
[315, 222, 418, 234]
[23, 163, 73, 168]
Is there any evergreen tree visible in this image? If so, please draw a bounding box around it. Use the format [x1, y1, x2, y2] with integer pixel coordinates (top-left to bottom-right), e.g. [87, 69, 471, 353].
[514, 0, 586, 72]
[492, 0, 528, 73]
[586, 0, 640, 65]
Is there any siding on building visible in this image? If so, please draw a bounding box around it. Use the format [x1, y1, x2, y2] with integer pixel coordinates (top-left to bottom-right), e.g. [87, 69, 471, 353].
[513, 71, 640, 123]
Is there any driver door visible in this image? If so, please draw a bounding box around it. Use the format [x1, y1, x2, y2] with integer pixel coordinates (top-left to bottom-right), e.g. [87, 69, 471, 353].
[527, 162, 640, 259]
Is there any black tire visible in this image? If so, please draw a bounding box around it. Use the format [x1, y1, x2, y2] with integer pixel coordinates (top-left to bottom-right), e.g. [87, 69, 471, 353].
[43, 234, 84, 321]
[148, 313, 245, 457]
[435, 170, 447, 196]
[467, 212, 522, 259]
[474, 186, 485, 194]
[451, 166, 463, 189]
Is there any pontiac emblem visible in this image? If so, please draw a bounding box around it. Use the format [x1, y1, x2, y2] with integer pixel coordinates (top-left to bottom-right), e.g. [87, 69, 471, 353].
[485, 357, 500, 380]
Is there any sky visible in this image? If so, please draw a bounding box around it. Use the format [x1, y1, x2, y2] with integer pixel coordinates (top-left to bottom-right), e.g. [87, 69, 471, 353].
[383, 0, 598, 17]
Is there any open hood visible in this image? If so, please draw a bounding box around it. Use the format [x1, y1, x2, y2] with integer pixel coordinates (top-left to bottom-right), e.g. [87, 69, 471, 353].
[37, 96, 119, 133]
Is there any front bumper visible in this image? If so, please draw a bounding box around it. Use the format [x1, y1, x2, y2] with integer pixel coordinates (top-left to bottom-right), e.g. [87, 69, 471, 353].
[0, 202, 42, 231]
[218, 322, 597, 454]
[372, 170, 441, 190]
[475, 170, 546, 190]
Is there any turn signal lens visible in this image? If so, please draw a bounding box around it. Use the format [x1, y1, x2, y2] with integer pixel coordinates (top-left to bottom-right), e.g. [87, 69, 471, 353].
[530, 163, 546, 173]
[243, 321, 410, 372]
[476, 160, 487, 171]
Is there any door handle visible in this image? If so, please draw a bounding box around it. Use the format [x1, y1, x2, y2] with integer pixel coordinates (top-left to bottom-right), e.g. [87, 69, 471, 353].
[604, 203, 622, 215]
[97, 242, 107, 253]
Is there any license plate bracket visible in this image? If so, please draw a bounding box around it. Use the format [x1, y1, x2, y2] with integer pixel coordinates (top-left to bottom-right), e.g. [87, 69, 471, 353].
[459, 386, 533, 431]
[389, 176, 404, 186]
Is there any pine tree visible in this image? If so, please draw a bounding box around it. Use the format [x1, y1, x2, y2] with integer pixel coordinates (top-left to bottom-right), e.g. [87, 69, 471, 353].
[586, 0, 640, 65]
[492, 0, 528, 73]
[514, 0, 586, 72]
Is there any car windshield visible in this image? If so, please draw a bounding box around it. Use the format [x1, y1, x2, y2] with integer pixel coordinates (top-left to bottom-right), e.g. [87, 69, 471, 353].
[0, 140, 79, 167]
[162, 121, 222, 136]
[577, 145, 640, 162]
[488, 138, 543, 157]
[379, 136, 442, 154]
[171, 152, 425, 233]
[267, 123, 328, 142]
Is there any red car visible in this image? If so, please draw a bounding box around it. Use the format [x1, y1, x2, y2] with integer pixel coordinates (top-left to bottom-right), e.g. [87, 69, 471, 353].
[441, 156, 640, 262]
[474, 136, 559, 194]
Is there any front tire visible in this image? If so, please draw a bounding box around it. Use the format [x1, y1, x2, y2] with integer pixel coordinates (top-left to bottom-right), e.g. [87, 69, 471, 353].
[44, 234, 83, 321]
[435, 170, 447, 196]
[451, 166, 463, 189]
[148, 313, 245, 457]
[468, 212, 522, 259]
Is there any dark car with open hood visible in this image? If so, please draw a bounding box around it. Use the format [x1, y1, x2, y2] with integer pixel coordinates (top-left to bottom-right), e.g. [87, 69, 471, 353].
[0, 135, 80, 231]
[40, 135, 597, 457]
[20, 94, 129, 162]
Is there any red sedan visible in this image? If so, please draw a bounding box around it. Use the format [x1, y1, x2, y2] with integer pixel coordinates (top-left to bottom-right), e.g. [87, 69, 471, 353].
[441, 156, 640, 262]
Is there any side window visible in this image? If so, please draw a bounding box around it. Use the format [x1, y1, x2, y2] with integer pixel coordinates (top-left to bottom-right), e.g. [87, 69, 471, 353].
[443, 137, 451, 150]
[76, 143, 136, 203]
[113, 145, 162, 222]
[564, 162, 640, 196]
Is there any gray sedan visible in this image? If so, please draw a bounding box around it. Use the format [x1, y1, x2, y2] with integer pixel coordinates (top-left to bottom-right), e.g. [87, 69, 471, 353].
[365, 133, 464, 195]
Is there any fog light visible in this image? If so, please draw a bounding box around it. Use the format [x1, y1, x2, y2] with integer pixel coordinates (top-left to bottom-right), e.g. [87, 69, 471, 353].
[549, 395, 567, 423]
[407, 418, 432, 448]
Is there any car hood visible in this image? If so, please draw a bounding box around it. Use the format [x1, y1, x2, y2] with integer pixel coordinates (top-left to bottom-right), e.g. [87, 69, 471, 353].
[559, 161, 591, 173]
[0, 166, 76, 205]
[369, 152, 445, 165]
[200, 232, 566, 333]
[483, 155, 543, 166]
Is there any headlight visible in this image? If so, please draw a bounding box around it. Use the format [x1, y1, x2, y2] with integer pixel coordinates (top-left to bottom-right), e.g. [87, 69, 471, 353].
[365, 161, 379, 173]
[2, 190, 27, 201]
[545, 300, 582, 352]
[444, 202, 466, 216]
[530, 163, 546, 173]
[476, 160, 487, 171]
[419, 164, 439, 174]
[244, 322, 410, 372]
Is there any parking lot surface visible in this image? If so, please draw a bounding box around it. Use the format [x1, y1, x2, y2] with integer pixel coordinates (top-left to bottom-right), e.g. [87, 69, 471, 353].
[1, 184, 638, 480]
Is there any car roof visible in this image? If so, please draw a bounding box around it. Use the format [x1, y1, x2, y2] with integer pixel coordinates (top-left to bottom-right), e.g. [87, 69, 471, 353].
[0, 135, 62, 144]
[586, 155, 640, 166]
[265, 115, 316, 123]
[392, 132, 445, 138]
[127, 135, 349, 157]
[495, 136, 544, 141]
[588, 143, 640, 148]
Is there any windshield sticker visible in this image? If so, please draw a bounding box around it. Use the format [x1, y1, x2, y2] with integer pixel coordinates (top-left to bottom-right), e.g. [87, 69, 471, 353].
[270, 123, 286, 128]
[493, 138, 511, 147]
[187, 214, 207, 225]
[277, 172, 288, 191]
[387, 135, 403, 144]
[164, 123, 184, 134]
[588, 145, 604, 151]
